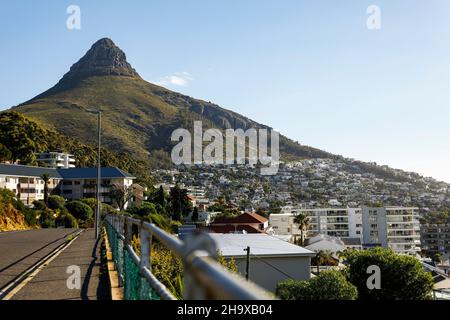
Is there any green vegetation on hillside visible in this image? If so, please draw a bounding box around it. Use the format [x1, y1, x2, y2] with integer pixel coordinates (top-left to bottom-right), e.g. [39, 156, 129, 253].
[0, 111, 152, 184]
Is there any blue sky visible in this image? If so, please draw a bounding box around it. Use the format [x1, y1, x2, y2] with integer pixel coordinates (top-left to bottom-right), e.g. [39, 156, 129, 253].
[0, 1, 449, 182]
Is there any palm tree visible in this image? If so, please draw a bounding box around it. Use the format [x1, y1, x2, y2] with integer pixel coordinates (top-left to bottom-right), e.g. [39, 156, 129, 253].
[41, 173, 50, 205]
[293, 213, 310, 246]
[312, 250, 335, 274]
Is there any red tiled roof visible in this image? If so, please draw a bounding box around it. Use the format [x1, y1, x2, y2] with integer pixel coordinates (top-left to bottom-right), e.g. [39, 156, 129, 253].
[202, 224, 263, 234]
[212, 212, 268, 225]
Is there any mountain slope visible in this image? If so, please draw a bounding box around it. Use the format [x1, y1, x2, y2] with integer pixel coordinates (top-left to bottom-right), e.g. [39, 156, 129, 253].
[12, 38, 332, 164]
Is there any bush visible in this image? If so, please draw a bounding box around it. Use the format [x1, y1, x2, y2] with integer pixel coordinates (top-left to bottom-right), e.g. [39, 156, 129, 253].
[342, 247, 434, 300]
[276, 270, 358, 300]
[32, 200, 47, 210]
[47, 195, 66, 210]
[38, 208, 56, 228]
[56, 212, 79, 228]
[65, 200, 93, 221]
[127, 202, 157, 217]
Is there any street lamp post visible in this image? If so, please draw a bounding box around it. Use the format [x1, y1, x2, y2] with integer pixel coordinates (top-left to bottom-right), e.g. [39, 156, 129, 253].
[87, 108, 101, 239]
[96, 111, 101, 239]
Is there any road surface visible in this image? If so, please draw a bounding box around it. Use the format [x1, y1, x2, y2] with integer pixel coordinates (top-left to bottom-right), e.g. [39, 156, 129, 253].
[11, 229, 109, 300]
[0, 228, 78, 290]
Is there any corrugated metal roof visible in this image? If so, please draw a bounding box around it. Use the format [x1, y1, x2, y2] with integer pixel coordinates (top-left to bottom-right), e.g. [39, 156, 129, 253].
[207, 233, 315, 257]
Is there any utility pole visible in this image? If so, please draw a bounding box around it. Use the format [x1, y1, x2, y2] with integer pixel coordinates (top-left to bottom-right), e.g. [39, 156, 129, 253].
[244, 246, 250, 280]
[87, 108, 102, 239]
[95, 111, 101, 239]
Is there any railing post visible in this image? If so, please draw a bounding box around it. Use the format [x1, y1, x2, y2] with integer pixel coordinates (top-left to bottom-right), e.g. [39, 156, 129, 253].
[183, 231, 219, 300]
[124, 217, 133, 246]
[140, 223, 152, 271]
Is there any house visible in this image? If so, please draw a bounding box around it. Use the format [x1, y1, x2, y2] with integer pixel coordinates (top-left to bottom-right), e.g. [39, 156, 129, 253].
[206, 212, 269, 234]
[207, 233, 315, 292]
[304, 234, 346, 254]
[0, 164, 136, 208]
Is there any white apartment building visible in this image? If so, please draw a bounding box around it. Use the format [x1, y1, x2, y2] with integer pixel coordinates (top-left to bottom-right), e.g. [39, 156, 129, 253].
[269, 208, 363, 239]
[0, 164, 135, 208]
[0, 164, 62, 205]
[269, 206, 420, 255]
[35, 152, 76, 169]
[362, 206, 421, 254]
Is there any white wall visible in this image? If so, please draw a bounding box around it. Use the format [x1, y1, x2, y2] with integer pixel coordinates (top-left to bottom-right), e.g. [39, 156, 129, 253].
[231, 255, 312, 292]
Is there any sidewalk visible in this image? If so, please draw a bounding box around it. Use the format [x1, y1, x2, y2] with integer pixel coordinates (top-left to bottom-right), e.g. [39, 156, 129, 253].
[11, 229, 110, 300]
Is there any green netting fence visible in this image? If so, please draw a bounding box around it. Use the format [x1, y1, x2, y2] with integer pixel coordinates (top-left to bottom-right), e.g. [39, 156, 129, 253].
[105, 220, 160, 300]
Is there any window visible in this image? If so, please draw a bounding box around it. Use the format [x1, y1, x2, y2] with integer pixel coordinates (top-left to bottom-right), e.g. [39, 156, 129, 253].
[356, 231, 361, 235]
[63, 190, 72, 194]
[74, 181, 81, 185]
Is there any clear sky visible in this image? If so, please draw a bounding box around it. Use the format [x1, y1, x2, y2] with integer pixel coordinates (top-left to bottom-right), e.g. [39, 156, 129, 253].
[0, 1, 449, 182]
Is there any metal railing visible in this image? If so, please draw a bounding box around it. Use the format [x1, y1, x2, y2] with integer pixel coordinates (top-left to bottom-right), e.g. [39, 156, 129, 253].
[105, 214, 273, 300]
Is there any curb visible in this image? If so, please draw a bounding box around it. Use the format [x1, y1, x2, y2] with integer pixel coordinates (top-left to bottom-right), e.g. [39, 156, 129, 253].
[103, 228, 124, 300]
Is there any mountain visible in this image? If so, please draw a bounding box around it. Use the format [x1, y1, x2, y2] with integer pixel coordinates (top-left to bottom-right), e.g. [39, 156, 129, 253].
[11, 38, 332, 165]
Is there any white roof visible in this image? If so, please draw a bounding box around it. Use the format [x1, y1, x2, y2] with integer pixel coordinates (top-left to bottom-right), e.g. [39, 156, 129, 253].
[208, 234, 315, 257]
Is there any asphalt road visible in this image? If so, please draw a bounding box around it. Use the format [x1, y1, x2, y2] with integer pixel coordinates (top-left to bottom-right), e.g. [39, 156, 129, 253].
[0, 228, 78, 290]
[11, 229, 109, 300]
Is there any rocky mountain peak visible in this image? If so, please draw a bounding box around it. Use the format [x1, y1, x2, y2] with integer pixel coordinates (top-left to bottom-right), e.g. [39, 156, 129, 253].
[59, 38, 140, 82]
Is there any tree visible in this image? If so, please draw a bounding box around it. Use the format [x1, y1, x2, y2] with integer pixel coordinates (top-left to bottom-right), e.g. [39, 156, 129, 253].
[66, 200, 93, 221]
[276, 270, 358, 300]
[342, 248, 434, 300]
[0, 112, 47, 163]
[169, 184, 192, 221]
[41, 174, 50, 205]
[32, 200, 47, 210]
[0, 143, 12, 162]
[293, 213, 310, 246]
[127, 202, 157, 218]
[192, 206, 199, 222]
[154, 186, 167, 208]
[312, 250, 337, 274]
[56, 212, 79, 228]
[38, 208, 56, 228]
[47, 195, 66, 210]
[110, 184, 134, 211]
[433, 253, 442, 264]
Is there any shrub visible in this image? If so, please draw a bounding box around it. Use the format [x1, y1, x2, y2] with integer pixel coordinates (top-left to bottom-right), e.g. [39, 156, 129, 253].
[66, 200, 93, 221]
[276, 270, 358, 300]
[127, 202, 157, 217]
[56, 212, 79, 228]
[47, 195, 66, 210]
[38, 208, 56, 228]
[342, 247, 434, 300]
[32, 200, 47, 210]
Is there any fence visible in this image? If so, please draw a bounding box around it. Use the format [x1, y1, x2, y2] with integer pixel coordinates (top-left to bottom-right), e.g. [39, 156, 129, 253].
[104, 214, 273, 300]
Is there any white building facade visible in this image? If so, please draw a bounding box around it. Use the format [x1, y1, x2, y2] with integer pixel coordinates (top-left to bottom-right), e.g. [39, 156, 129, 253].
[35, 152, 76, 169]
[269, 206, 420, 255]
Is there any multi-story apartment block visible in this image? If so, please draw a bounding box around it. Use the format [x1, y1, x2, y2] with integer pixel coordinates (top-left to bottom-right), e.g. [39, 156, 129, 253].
[269, 206, 420, 254]
[420, 224, 450, 261]
[0, 164, 136, 208]
[269, 208, 362, 239]
[362, 207, 421, 254]
[35, 152, 76, 169]
[0, 165, 62, 205]
[58, 167, 135, 205]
